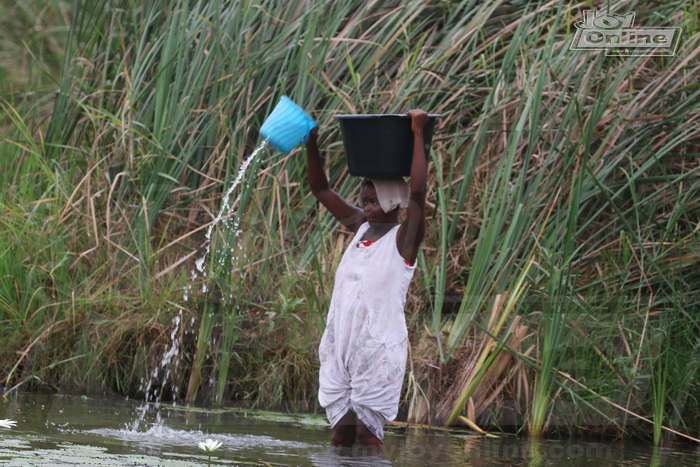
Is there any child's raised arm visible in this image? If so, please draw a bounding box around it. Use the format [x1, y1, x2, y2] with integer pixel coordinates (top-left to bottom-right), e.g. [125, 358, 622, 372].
[397, 109, 429, 264]
[305, 128, 365, 232]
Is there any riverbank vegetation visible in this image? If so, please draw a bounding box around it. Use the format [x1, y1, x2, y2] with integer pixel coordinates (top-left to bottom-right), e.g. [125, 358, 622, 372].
[1, 0, 698, 444]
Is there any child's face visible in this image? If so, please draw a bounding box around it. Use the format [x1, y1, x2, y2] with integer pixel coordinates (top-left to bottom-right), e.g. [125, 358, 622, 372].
[360, 184, 396, 225]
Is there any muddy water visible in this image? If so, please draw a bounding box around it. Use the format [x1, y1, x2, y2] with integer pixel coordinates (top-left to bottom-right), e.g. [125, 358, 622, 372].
[1, 394, 698, 466]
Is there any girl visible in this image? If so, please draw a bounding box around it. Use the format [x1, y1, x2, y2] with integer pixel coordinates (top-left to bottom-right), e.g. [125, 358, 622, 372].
[305, 109, 429, 450]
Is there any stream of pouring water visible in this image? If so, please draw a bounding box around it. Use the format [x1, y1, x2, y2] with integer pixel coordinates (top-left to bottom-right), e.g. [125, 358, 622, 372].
[188, 139, 269, 299]
[131, 139, 269, 431]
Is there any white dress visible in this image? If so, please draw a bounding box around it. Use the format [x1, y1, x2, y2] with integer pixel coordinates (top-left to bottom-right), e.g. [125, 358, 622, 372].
[318, 222, 417, 441]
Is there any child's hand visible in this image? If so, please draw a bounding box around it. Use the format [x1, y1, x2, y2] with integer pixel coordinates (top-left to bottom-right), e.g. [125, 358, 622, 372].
[309, 126, 318, 140]
[306, 126, 319, 148]
[407, 109, 428, 134]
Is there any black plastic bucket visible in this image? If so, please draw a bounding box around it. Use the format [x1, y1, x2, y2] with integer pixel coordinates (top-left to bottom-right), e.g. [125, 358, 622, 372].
[334, 114, 441, 177]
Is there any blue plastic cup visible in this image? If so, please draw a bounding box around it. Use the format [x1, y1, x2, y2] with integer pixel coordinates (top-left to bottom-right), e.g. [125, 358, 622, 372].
[260, 96, 317, 153]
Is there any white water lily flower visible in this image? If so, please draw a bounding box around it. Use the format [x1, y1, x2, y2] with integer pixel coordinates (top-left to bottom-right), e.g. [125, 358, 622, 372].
[0, 419, 17, 428]
[197, 438, 222, 453]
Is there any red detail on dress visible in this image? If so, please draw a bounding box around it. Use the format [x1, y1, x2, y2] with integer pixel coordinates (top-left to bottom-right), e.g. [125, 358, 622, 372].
[357, 240, 413, 266]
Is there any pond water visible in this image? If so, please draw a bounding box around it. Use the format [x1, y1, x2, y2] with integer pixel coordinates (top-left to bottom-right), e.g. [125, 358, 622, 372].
[1, 394, 698, 466]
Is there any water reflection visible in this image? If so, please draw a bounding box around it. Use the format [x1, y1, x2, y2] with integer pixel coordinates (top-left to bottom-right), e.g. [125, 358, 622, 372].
[310, 446, 393, 467]
[1, 394, 698, 466]
[527, 438, 545, 467]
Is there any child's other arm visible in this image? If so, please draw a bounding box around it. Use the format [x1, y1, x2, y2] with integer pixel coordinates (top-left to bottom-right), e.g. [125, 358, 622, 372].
[397, 109, 429, 264]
